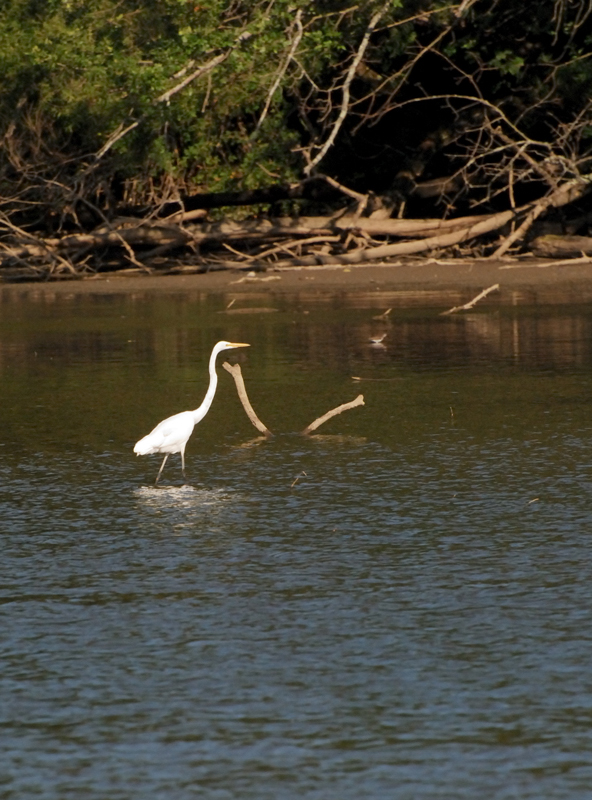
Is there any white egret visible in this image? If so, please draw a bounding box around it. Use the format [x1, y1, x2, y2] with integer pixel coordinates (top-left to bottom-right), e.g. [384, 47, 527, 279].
[134, 340, 250, 484]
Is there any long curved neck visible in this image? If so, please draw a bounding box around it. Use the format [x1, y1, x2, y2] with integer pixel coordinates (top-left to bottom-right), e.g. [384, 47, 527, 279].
[191, 344, 222, 422]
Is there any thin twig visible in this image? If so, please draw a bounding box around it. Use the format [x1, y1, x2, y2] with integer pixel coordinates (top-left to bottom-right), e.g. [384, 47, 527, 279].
[290, 471, 307, 488]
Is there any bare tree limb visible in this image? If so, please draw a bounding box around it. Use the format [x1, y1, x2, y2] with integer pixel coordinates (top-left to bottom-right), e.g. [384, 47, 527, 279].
[492, 175, 592, 257]
[252, 10, 303, 137]
[301, 394, 365, 435]
[304, 1, 390, 175]
[222, 362, 273, 437]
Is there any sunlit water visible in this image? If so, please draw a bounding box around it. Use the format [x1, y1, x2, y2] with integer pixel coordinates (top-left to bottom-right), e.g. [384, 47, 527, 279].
[2, 289, 592, 798]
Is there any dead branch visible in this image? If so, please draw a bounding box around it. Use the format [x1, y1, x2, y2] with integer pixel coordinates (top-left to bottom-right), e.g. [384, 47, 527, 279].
[272, 208, 517, 267]
[440, 283, 499, 315]
[304, 1, 390, 175]
[317, 175, 370, 216]
[492, 175, 592, 257]
[222, 362, 273, 437]
[253, 10, 303, 137]
[301, 394, 365, 435]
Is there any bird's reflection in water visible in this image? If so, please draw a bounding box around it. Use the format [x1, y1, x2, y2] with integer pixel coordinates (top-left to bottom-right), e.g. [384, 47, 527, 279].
[134, 484, 234, 509]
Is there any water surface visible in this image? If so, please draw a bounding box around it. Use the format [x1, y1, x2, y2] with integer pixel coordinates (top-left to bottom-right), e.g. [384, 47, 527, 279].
[1, 291, 592, 799]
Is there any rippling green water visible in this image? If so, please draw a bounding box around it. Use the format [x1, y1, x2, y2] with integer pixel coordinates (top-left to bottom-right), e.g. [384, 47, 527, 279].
[2, 290, 592, 798]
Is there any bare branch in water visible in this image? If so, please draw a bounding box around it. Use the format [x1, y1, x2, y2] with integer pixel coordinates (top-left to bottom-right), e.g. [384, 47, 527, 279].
[440, 283, 499, 315]
[301, 394, 365, 435]
[222, 362, 273, 437]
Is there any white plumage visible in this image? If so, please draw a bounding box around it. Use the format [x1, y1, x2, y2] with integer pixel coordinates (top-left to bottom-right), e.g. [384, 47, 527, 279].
[134, 340, 250, 484]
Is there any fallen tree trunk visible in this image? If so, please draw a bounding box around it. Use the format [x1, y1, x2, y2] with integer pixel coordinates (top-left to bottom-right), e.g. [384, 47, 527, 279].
[0, 209, 518, 268]
[57, 222, 191, 251]
[270, 208, 517, 267]
[1, 173, 590, 279]
[530, 235, 592, 258]
[183, 211, 512, 241]
[121, 176, 339, 217]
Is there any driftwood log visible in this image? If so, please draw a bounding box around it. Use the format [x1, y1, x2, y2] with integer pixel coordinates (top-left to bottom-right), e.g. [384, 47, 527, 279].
[530, 235, 592, 259]
[0, 208, 516, 269]
[1, 173, 590, 279]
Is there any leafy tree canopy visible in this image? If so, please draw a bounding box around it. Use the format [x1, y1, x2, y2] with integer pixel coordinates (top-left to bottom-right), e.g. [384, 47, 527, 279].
[0, 0, 590, 217]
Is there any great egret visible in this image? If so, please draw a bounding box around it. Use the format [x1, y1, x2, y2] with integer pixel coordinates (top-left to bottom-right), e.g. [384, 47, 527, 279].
[134, 340, 250, 484]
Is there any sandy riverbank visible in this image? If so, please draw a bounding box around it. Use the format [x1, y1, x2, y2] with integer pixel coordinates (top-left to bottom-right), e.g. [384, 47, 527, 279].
[2, 257, 592, 307]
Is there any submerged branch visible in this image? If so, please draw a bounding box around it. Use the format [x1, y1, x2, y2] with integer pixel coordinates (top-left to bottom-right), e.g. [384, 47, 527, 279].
[301, 394, 365, 435]
[222, 362, 273, 437]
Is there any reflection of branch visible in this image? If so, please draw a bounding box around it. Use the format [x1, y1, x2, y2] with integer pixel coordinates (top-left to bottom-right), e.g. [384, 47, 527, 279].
[304, 1, 390, 175]
[222, 362, 273, 437]
[440, 284, 499, 315]
[301, 394, 364, 435]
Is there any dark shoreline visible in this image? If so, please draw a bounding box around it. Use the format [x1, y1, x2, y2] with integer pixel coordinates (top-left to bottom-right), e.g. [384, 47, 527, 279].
[2, 257, 592, 307]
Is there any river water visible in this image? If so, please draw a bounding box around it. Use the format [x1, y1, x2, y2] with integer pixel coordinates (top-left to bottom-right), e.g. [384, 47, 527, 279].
[1, 288, 592, 799]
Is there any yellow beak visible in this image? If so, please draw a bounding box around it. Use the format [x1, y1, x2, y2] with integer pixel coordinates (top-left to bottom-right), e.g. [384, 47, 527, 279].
[229, 342, 250, 348]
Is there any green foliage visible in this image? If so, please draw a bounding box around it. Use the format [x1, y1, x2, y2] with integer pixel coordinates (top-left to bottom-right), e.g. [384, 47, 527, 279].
[0, 0, 590, 213]
[0, 0, 314, 196]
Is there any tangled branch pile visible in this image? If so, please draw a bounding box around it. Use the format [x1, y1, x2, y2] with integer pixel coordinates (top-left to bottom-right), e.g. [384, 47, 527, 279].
[1, 0, 591, 280]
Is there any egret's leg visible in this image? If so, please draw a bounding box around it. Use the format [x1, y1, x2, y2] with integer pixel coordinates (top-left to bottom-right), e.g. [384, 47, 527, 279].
[180, 448, 187, 480]
[155, 454, 168, 485]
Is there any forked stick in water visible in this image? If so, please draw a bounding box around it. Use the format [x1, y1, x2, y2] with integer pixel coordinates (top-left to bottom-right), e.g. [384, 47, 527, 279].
[223, 363, 365, 437]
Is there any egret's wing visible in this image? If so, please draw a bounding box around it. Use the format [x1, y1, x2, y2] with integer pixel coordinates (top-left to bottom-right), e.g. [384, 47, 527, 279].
[134, 411, 194, 454]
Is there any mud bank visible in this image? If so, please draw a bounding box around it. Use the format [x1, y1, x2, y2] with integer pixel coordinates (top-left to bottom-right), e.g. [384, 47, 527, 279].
[2, 257, 592, 307]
